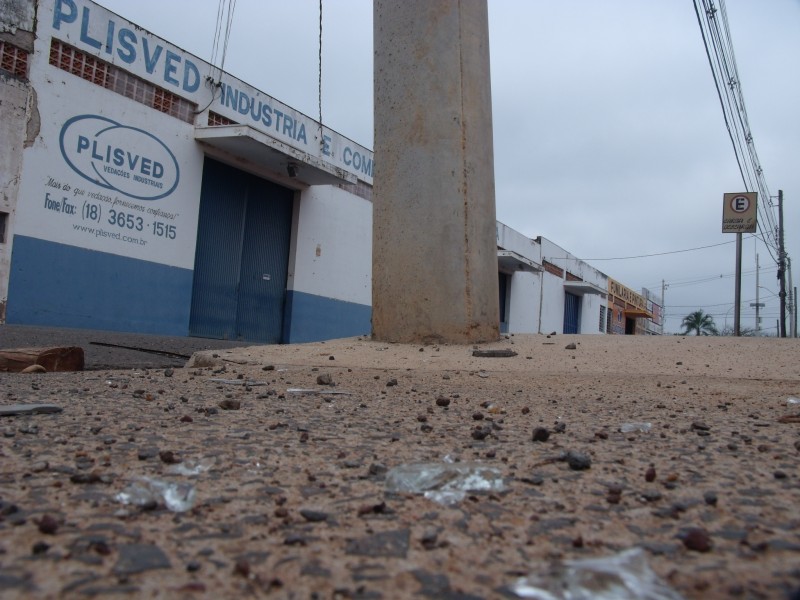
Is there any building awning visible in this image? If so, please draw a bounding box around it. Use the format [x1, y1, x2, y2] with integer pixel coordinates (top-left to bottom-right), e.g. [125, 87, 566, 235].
[195, 125, 357, 186]
[563, 281, 607, 298]
[498, 250, 542, 273]
[624, 307, 654, 319]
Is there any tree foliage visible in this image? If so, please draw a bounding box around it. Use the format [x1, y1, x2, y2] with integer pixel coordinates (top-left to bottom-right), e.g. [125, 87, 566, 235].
[681, 309, 718, 336]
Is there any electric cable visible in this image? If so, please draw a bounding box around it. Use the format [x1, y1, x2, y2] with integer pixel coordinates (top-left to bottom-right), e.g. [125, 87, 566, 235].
[576, 235, 755, 261]
[693, 0, 781, 265]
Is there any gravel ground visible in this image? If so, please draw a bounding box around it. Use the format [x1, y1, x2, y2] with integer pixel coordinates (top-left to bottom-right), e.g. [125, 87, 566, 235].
[0, 334, 799, 599]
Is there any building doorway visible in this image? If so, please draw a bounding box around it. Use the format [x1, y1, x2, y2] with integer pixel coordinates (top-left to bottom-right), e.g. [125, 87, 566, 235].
[189, 158, 293, 342]
[564, 292, 581, 334]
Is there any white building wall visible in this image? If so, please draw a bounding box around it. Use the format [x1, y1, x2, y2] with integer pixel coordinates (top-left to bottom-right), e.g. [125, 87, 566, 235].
[497, 221, 538, 258]
[539, 270, 566, 334]
[0, 0, 36, 322]
[538, 236, 608, 334]
[579, 293, 603, 334]
[290, 185, 372, 305]
[507, 271, 540, 333]
[0, 75, 29, 322]
[283, 185, 372, 342]
[496, 222, 543, 333]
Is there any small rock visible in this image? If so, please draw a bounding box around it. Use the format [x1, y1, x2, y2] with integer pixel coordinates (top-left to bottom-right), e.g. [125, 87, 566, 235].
[18, 424, 39, 435]
[32, 541, 50, 555]
[531, 427, 550, 442]
[37, 514, 59, 535]
[703, 491, 718, 506]
[316, 373, 334, 386]
[234, 559, 251, 577]
[682, 528, 713, 552]
[284, 534, 308, 546]
[70, 473, 104, 484]
[435, 396, 451, 407]
[774, 470, 787, 480]
[300, 509, 329, 523]
[137, 448, 158, 461]
[21, 364, 47, 374]
[520, 474, 545, 486]
[641, 491, 662, 502]
[420, 527, 439, 550]
[472, 349, 518, 358]
[471, 425, 491, 441]
[159, 451, 180, 465]
[358, 502, 390, 517]
[645, 467, 657, 482]
[112, 543, 172, 575]
[218, 399, 241, 410]
[564, 451, 591, 471]
[386, 378, 398, 387]
[368, 463, 388, 478]
[164, 368, 174, 378]
[564, 343, 577, 350]
[606, 486, 623, 504]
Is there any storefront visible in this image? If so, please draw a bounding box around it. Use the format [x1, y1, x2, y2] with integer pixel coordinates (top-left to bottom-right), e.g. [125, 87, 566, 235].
[1, 0, 372, 342]
[607, 277, 653, 335]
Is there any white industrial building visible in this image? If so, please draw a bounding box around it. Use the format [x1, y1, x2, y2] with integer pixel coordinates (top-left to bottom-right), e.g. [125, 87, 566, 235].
[0, 0, 659, 342]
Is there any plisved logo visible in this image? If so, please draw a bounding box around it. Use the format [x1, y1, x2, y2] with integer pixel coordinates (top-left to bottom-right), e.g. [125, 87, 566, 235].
[59, 115, 180, 201]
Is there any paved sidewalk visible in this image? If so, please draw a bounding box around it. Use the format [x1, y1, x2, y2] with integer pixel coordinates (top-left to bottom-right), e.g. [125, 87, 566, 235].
[0, 324, 256, 370]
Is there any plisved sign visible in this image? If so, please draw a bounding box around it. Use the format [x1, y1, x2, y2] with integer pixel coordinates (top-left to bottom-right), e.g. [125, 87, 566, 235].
[722, 192, 757, 233]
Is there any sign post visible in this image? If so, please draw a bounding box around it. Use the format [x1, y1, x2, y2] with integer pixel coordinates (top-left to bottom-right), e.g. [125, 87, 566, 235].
[722, 192, 758, 336]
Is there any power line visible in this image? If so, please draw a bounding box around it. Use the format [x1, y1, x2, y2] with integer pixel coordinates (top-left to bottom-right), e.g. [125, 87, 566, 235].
[692, 0, 780, 264]
[576, 235, 760, 261]
[664, 266, 776, 290]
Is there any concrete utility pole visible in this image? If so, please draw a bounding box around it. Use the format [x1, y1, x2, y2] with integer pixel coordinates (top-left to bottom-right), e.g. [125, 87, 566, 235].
[778, 190, 787, 337]
[372, 0, 499, 343]
[751, 254, 763, 334]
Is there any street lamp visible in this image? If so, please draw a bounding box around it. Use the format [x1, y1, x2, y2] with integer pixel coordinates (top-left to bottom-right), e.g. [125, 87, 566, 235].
[723, 305, 737, 331]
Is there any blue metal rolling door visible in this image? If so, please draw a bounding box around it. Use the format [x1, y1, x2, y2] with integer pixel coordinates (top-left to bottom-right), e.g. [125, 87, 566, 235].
[235, 176, 293, 342]
[563, 292, 581, 334]
[190, 159, 293, 342]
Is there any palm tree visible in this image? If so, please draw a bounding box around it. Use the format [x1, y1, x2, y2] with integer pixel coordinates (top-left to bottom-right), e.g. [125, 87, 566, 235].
[681, 309, 718, 336]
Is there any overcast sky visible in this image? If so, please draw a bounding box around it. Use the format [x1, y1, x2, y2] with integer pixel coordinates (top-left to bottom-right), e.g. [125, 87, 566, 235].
[96, 0, 799, 335]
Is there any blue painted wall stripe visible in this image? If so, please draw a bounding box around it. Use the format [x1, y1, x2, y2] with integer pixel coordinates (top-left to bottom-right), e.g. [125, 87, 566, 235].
[7, 235, 193, 335]
[283, 290, 371, 343]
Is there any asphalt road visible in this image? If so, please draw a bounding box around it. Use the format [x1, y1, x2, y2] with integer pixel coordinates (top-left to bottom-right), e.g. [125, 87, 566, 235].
[0, 324, 260, 370]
